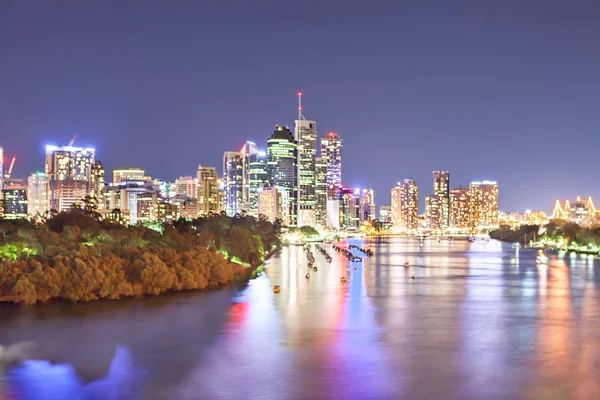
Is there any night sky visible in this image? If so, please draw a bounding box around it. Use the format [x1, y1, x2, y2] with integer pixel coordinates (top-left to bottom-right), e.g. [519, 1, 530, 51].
[1, 1, 599, 213]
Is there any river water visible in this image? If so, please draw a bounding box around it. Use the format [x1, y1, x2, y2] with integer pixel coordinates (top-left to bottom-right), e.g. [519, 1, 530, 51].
[1, 237, 600, 399]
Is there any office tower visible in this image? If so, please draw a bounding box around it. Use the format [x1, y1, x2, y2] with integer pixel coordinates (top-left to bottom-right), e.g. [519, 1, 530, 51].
[258, 187, 281, 222]
[196, 165, 220, 216]
[295, 93, 317, 227]
[172, 196, 198, 219]
[27, 172, 48, 218]
[2, 178, 28, 219]
[391, 179, 419, 231]
[267, 126, 298, 226]
[175, 176, 197, 198]
[45, 145, 95, 212]
[449, 188, 472, 229]
[136, 192, 159, 223]
[113, 168, 147, 184]
[223, 151, 243, 216]
[241, 141, 268, 217]
[470, 181, 499, 228]
[433, 171, 450, 228]
[340, 187, 360, 231]
[321, 132, 342, 189]
[314, 157, 327, 227]
[90, 161, 105, 209]
[379, 205, 392, 223]
[104, 180, 158, 224]
[359, 189, 376, 221]
[425, 195, 442, 230]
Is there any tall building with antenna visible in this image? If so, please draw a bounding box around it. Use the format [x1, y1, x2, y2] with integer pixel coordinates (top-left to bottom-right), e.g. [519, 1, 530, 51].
[294, 93, 317, 227]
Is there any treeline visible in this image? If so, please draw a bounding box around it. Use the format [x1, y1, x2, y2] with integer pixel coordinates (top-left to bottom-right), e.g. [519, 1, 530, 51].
[491, 220, 600, 247]
[489, 224, 541, 244]
[0, 210, 281, 304]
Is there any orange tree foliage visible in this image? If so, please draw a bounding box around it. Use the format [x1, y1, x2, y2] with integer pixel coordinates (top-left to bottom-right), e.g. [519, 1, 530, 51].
[0, 209, 280, 304]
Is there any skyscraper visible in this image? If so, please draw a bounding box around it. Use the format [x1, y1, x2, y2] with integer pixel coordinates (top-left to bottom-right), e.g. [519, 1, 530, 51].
[433, 171, 450, 228]
[45, 145, 95, 212]
[425, 195, 442, 230]
[340, 187, 360, 230]
[267, 125, 298, 226]
[91, 161, 105, 209]
[223, 151, 243, 216]
[391, 179, 419, 231]
[314, 157, 327, 227]
[196, 165, 220, 216]
[258, 187, 281, 222]
[449, 188, 472, 229]
[470, 181, 499, 228]
[359, 189, 376, 221]
[241, 141, 268, 217]
[295, 93, 317, 227]
[175, 176, 197, 198]
[321, 132, 342, 188]
[27, 172, 48, 218]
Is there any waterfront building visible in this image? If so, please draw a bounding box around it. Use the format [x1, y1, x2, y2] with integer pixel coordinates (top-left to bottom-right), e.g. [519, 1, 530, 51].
[425, 195, 442, 231]
[196, 165, 220, 215]
[390, 179, 419, 232]
[433, 171, 450, 228]
[2, 178, 27, 219]
[359, 189, 376, 221]
[295, 94, 317, 227]
[267, 125, 298, 226]
[258, 187, 281, 222]
[175, 176, 197, 198]
[340, 187, 360, 231]
[379, 205, 392, 223]
[45, 145, 95, 212]
[241, 141, 269, 217]
[27, 172, 48, 218]
[449, 188, 472, 229]
[470, 181, 499, 228]
[315, 157, 327, 227]
[321, 132, 342, 187]
[223, 151, 243, 216]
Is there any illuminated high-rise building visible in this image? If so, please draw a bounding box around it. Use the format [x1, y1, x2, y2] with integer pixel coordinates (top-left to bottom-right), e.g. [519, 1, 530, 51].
[258, 187, 281, 222]
[359, 189, 376, 221]
[321, 132, 342, 188]
[196, 165, 220, 216]
[45, 145, 95, 212]
[113, 168, 147, 184]
[295, 93, 317, 227]
[425, 195, 442, 230]
[223, 151, 243, 216]
[27, 172, 48, 218]
[433, 171, 450, 228]
[340, 187, 360, 231]
[315, 157, 327, 227]
[449, 187, 472, 229]
[470, 181, 499, 228]
[91, 161, 105, 209]
[391, 179, 419, 231]
[241, 141, 268, 217]
[267, 126, 298, 226]
[2, 178, 27, 219]
[379, 205, 392, 223]
[176, 176, 197, 198]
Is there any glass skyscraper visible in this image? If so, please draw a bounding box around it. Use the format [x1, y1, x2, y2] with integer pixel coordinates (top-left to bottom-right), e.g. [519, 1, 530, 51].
[267, 126, 298, 226]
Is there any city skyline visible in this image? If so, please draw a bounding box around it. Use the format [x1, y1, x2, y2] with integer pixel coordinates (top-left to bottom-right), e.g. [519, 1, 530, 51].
[2, 2, 600, 213]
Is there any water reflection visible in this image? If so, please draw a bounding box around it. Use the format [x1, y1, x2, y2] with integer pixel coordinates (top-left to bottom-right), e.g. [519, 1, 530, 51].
[2, 238, 600, 399]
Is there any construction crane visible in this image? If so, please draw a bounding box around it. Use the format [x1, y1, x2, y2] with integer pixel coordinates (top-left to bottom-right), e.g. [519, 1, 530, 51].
[68, 133, 77, 147]
[3, 154, 16, 179]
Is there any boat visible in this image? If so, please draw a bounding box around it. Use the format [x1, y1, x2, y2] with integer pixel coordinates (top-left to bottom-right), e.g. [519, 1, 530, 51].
[305, 273, 311, 279]
[273, 285, 281, 294]
[313, 266, 318, 271]
[404, 262, 410, 268]
[340, 276, 348, 283]
[536, 250, 548, 264]
[512, 242, 520, 249]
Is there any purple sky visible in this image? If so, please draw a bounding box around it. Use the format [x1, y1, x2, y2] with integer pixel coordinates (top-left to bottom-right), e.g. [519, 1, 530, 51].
[1, 0, 599, 213]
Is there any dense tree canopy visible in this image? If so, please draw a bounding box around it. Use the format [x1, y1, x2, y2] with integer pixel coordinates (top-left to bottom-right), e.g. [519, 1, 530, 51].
[0, 210, 280, 304]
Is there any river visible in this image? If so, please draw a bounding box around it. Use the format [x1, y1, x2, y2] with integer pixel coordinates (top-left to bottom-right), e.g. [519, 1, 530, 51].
[1, 237, 600, 399]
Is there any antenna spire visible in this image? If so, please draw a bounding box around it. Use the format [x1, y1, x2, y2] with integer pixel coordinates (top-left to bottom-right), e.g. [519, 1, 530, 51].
[297, 92, 305, 120]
